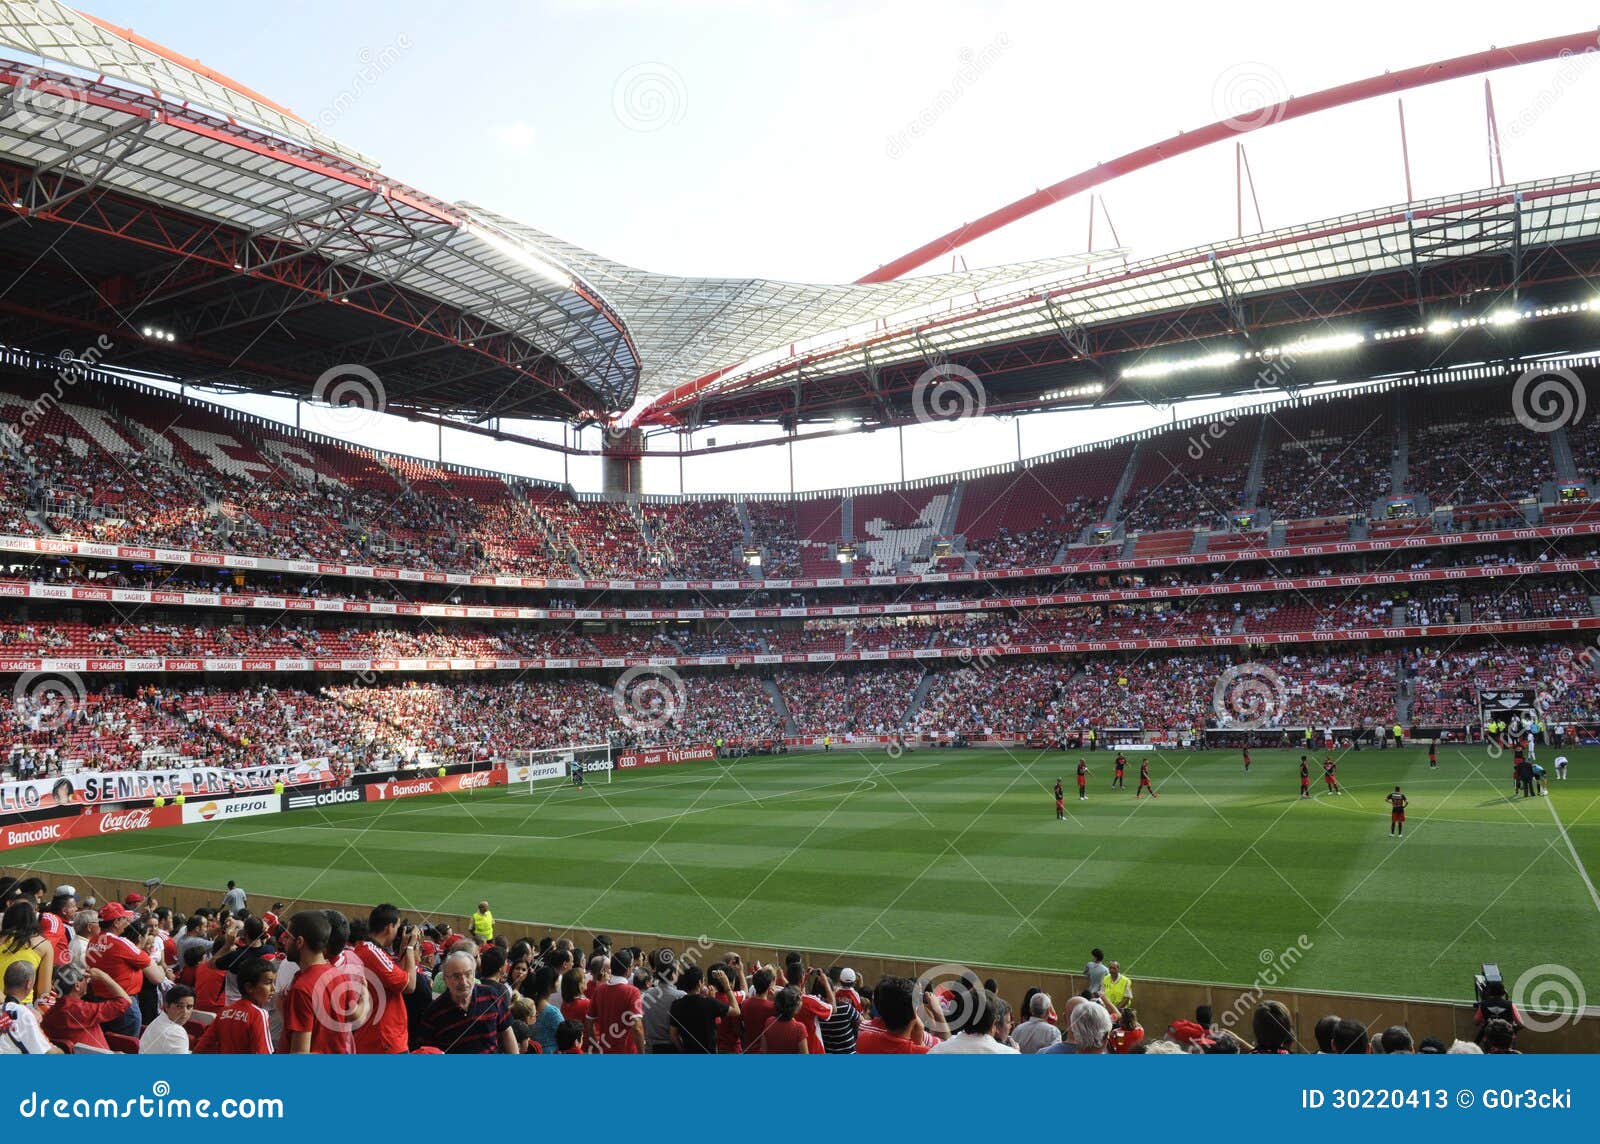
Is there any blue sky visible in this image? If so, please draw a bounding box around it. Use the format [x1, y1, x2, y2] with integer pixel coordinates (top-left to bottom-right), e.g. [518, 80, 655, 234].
[66, 1, 1600, 491]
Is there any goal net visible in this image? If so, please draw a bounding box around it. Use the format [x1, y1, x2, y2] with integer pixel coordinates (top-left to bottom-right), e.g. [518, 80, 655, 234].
[509, 743, 614, 790]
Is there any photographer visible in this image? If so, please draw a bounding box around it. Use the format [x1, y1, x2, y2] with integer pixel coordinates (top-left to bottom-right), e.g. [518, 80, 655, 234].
[353, 903, 419, 1054]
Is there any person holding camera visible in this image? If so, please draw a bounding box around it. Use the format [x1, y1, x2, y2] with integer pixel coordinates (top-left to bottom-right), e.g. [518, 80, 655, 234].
[354, 904, 419, 1054]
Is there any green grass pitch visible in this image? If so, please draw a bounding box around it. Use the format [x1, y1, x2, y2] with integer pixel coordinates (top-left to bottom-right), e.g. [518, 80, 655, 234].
[11, 745, 1600, 1002]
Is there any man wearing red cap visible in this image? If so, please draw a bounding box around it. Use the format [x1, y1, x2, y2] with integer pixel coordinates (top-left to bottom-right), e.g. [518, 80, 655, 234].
[85, 902, 164, 1039]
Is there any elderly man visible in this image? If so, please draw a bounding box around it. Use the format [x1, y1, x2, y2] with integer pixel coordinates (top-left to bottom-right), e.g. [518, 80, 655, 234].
[1067, 998, 1113, 1053]
[0, 961, 59, 1054]
[1012, 991, 1062, 1054]
[421, 951, 518, 1054]
[68, 909, 99, 973]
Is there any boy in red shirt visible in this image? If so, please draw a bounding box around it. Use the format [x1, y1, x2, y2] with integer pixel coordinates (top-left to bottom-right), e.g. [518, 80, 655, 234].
[196, 957, 276, 1054]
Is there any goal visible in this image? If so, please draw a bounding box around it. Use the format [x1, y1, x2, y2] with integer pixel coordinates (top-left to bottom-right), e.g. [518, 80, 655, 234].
[509, 743, 614, 790]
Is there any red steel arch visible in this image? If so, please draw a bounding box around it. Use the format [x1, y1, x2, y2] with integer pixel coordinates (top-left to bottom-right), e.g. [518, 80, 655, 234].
[858, 30, 1600, 283]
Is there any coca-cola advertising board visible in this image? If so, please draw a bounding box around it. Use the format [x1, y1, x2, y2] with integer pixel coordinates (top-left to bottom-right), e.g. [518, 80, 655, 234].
[0, 804, 183, 852]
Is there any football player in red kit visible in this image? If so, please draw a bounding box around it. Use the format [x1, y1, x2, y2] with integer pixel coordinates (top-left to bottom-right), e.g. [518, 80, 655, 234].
[1054, 778, 1065, 820]
[1076, 759, 1089, 801]
[1299, 757, 1311, 799]
[1385, 786, 1408, 836]
[1136, 759, 1157, 799]
[1112, 753, 1126, 789]
[1323, 757, 1340, 794]
[1242, 746, 1251, 773]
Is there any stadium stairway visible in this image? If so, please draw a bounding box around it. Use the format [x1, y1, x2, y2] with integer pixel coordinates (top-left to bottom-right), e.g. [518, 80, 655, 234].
[904, 669, 936, 725]
[761, 677, 796, 735]
[1551, 425, 1580, 482]
[940, 481, 964, 539]
[1241, 415, 1269, 507]
[734, 499, 754, 549]
[1102, 440, 1143, 524]
[839, 495, 854, 542]
[1390, 389, 1409, 496]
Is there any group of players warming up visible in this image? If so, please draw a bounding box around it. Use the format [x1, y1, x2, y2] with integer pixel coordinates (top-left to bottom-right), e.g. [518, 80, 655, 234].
[1052, 746, 1423, 837]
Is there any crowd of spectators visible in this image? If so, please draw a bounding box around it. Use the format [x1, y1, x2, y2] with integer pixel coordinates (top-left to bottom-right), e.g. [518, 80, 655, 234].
[774, 664, 923, 736]
[0, 878, 1531, 1055]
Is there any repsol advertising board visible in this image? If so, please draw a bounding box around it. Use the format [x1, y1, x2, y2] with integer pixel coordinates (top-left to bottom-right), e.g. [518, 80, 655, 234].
[180, 794, 279, 825]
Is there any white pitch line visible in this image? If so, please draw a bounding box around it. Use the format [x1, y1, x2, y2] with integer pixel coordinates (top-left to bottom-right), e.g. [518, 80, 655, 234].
[1544, 794, 1600, 918]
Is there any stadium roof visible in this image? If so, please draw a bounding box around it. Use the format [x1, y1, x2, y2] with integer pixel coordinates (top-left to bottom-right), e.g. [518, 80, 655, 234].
[3, 7, 1598, 435]
[0, 1, 1121, 428]
[0, 0, 638, 420]
[637, 172, 1600, 427]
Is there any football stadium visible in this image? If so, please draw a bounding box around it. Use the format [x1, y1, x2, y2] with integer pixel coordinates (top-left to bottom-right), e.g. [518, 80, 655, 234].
[1, 0, 1600, 1076]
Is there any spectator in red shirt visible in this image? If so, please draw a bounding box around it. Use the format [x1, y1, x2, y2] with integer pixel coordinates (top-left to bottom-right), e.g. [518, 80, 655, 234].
[281, 910, 354, 1054]
[559, 966, 592, 1049]
[189, 930, 236, 1015]
[195, 957, 276, 1054]
[353, 904, 418, 1054]
[755, 986, 809, 1054]
[739, 967, 777, 1053]
[854, 976, 932, 1054]
[39, 889, 75, 968]
[555, 1019, 584, 1054]
[587, 949, 644, 1054]
[85, 902, 161, 1038]
[1108, 1007, 1146, 1053]
[778, 953, 833, 1053]
[39, 965, 130, 1052]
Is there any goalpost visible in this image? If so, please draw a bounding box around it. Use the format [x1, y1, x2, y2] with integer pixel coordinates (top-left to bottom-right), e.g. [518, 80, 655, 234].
[510, 742, 614, 790]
